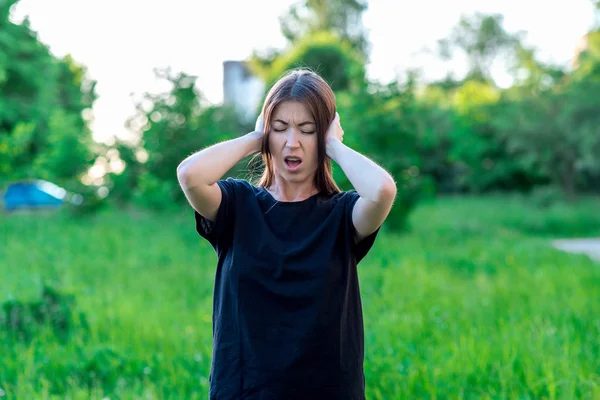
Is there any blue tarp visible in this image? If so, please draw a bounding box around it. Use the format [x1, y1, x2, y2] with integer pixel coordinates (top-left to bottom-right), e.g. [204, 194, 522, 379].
[2, 180, 66, 211]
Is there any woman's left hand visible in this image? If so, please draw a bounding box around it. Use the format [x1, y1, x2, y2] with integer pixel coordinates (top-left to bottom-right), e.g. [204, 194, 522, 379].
[325, 112, 344, 159]
[326, 112, 344, 145]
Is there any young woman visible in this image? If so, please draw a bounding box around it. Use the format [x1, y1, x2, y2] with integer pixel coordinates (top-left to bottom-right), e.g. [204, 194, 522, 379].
[177, 69, 396, 400]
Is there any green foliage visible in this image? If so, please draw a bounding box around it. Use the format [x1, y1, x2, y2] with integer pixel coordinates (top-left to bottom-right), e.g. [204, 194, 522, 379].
[447, 80, 536, 192]
[279, 0, 370, 58]
[401, 77, 540, 195]
[0, 121, 35, 177]
[103, 68, 247, 210]
[5, 0, 600, 220]
[263, 30, 365, 92]
[529, 184, 566, 208]
[1, 285, 86, 343]
[62, 181, 110, 217]
[30, 109, 95, 182]
[488, 53, 600, 197]
[419, 13, 600, 198]
[0, 8, 97, 187]
[413, 22, 600, 198]
[410, 90, 460, 193]
[509, 44, 566, 91]
[438, 12, 523, 82]
[250, 0, 369, 87]
[336, 76, 433, 231]
[99, 141, 143, 207]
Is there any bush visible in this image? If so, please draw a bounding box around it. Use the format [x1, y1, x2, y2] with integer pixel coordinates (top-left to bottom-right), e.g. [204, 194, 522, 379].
[0, 285, 87, 343]
[261, 30, 366, 93]
[336, 78, 431, 231]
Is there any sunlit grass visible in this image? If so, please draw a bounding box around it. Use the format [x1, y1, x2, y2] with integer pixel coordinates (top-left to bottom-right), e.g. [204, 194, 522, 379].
[1, 194, 600, 399]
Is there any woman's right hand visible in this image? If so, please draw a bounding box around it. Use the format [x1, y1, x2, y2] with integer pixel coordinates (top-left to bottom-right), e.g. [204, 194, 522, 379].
[246, 113, 265, 154]
[255, 113, 265, 134]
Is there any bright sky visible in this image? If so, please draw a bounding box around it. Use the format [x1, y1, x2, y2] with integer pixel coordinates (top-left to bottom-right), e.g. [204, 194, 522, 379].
[10, 0, 596, 145]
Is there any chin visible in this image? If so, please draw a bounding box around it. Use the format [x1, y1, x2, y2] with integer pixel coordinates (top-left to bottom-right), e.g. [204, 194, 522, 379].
[275, 164, 304, 181]
[279, 171, 304, 182]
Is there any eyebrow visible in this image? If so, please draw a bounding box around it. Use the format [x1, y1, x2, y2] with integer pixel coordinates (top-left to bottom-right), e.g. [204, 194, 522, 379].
[273, 119, 315, 126]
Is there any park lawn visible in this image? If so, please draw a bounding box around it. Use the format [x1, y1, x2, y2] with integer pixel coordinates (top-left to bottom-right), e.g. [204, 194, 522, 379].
[1, 195, 600, 399]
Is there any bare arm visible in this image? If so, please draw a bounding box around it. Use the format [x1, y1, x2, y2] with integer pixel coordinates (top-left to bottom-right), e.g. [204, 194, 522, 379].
[326, 116, 397, 242]
[176, 130, 262, 222]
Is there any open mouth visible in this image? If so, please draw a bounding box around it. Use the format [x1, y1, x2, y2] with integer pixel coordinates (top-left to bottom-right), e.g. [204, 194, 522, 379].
[284, 156, 302, 168]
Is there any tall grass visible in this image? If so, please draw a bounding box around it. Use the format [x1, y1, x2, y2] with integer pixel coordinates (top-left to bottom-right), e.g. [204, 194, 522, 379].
[1, 194, 600, 399]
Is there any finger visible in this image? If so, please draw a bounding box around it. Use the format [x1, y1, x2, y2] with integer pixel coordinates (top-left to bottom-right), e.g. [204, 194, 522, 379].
[255, 114, 264, 132]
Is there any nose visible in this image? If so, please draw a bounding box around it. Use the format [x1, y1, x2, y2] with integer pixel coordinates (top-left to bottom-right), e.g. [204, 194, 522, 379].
[285, 129, 300, 148]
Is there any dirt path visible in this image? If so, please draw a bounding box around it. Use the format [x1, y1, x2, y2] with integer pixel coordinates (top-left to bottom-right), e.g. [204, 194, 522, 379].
[552, 238, 600, 261]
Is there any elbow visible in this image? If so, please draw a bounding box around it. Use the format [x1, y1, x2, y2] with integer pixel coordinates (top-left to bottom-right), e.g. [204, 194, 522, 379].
[176, 162, 186, 180]
[177, 163, 209, 190]
[176, 163, 194, 187]
[378, 177, 397, 203]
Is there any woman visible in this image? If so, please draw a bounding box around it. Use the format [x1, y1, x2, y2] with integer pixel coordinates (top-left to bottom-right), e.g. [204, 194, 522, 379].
[176, 69, 396, 400]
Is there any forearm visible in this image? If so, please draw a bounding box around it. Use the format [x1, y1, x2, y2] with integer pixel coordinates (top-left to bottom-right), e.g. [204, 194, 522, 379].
[327, 139, 396, 202]
[177, 132, 261, 188]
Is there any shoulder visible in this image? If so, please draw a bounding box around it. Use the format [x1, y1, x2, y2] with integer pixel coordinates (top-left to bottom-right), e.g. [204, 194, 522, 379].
[323, 189, 360, 208]
[327, 189, 381, 262]
[218, 177, 248, 188]
[310, 189, 360, 220]
[217, 177, 260, 197]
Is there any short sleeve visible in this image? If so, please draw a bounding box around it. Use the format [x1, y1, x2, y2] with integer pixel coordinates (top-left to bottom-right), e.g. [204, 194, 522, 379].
[194, 177, 237, 249]
[345, 190, 381, 263]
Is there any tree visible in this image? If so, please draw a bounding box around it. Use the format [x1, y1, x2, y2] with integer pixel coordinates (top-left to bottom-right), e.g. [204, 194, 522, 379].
[438, 12, 524, 83]
[260, 31, 366, 93]
[509, 44, 566, 93]
[279, 0, 370, 59]
[490, 30, 600, 198]
[490, 71, 600, 198]
[250, 0, 370, 81]
[0, 2, 97, 187]
[335, 76, 432, 231]
[105, 68, 246, 209]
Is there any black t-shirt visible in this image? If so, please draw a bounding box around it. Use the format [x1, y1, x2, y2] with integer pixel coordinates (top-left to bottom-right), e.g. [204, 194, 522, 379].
[194, 177, 380, 400]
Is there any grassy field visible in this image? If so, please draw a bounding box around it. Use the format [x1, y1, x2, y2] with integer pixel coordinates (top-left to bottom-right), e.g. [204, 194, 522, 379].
[1, 194, 600, 399]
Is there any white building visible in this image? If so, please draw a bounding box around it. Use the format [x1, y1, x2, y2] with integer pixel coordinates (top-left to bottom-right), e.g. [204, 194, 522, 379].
[223, 61, 265, 123]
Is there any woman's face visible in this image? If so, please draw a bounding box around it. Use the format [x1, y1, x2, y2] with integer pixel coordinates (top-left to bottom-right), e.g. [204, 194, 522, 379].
[268, 101, 319, 186]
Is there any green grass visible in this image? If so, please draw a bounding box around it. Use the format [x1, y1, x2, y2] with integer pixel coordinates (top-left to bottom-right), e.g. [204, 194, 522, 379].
[1, 194, 600, 399]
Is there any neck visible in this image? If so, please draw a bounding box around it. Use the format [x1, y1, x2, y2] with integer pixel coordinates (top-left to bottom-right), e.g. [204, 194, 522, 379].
[267, 173, 318, 202]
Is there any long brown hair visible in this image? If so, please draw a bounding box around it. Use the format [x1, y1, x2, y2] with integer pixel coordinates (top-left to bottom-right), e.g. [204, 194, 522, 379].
[253, 68, 341, 196]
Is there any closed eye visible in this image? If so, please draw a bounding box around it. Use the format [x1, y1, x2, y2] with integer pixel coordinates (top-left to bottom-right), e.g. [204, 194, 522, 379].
[273, 129, 315, 134]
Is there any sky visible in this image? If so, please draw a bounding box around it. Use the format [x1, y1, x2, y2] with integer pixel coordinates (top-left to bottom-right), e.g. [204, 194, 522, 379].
[9, 0, 597, 145]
